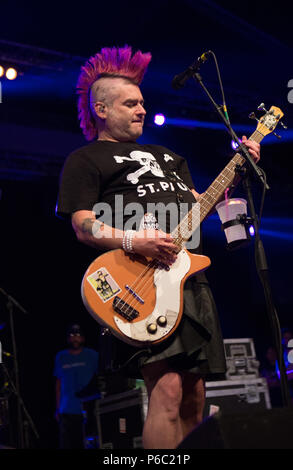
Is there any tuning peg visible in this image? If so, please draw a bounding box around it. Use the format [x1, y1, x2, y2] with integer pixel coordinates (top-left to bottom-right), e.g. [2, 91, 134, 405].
[273, 132, 282, 139]
[257, 103, 268, 112]
[280, 121, 288, 129]
[248, 112, 259, 121]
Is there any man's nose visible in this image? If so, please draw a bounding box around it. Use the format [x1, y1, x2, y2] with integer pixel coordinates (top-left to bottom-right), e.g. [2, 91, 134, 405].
[137, 103, 146, 115]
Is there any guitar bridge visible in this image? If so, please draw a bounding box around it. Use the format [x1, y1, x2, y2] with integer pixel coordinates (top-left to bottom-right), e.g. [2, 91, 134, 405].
[113, 296, 139, 322]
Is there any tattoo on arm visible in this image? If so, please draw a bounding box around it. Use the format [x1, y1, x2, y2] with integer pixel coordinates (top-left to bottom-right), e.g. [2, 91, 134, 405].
[81, 218, 96, 235]
[81, 218, 103, 238]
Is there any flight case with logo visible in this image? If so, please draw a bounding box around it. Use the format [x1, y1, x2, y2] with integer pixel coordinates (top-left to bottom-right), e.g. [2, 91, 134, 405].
[204, 378, 271, 417]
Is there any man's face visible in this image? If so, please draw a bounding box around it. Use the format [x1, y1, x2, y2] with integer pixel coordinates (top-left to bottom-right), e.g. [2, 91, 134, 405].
[67, 333, 84, 350]
[98, 79, 146, 142]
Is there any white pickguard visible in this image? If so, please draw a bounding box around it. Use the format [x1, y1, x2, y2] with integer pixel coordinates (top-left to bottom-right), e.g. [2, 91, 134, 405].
[114, 250, 190, 345]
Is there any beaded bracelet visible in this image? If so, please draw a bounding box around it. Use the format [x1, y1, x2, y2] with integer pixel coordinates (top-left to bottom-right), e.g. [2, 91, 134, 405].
[122, 230, 136, 253]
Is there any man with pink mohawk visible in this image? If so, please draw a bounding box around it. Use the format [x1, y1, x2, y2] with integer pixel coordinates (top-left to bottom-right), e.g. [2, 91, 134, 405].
[76, 46, 151, 142]
[57, 45, 260, 449]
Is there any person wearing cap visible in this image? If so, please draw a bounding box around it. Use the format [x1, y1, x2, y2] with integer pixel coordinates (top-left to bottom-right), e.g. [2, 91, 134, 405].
[54, 324, 99, 449]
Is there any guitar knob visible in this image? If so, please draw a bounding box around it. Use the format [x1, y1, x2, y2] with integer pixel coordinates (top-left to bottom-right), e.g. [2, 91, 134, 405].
[157, 316, 167, 327]
[147, 323, 157, 334]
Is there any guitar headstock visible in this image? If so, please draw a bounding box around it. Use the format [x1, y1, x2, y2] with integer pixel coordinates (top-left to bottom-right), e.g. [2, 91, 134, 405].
[256, 105, 284, 136]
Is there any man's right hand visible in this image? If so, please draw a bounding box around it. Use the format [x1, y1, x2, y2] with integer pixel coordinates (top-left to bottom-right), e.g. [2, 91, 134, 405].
[132, 229, 178, 265]
[72, 211, 179, 265]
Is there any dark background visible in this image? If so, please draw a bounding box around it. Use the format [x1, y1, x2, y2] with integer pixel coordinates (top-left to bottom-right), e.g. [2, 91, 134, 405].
[0, 0, 292, 448]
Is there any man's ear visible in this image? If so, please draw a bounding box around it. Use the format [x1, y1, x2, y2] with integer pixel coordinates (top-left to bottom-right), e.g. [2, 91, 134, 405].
[94, 102, 107, 119]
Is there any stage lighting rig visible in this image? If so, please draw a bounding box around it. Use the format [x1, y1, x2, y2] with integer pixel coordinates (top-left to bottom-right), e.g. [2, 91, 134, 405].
[5, 67, 18, 80]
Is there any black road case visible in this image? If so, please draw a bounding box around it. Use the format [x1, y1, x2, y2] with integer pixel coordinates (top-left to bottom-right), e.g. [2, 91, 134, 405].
[95, 388, 148, 449]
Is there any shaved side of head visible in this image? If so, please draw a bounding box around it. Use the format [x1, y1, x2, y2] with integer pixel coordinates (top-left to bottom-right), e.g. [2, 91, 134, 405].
[90, 75, 137, 120]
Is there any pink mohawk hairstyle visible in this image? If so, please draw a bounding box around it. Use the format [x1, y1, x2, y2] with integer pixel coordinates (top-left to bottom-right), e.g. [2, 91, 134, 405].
[76, 45, 152, 141]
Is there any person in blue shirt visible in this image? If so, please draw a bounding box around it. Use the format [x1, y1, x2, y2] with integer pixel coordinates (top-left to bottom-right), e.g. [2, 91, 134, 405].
[54, 323, 99, 449]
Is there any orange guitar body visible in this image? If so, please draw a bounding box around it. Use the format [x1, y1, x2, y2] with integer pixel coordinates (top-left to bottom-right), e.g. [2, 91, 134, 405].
[81, 248, 210, 347]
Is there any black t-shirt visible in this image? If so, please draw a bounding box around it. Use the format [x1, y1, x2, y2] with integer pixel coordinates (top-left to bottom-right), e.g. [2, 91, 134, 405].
[57, 141, 196, 229]
[57, 140, 207, 278]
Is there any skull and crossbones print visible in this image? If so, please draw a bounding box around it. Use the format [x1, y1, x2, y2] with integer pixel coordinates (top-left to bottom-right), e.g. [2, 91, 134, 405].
[113, 150, 165, 184]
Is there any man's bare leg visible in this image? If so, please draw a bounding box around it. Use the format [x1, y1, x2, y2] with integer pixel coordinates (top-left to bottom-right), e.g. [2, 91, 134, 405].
[179, 372, 205, 439]
[141, 360, 205, 449]
[141, 360, 183, 449]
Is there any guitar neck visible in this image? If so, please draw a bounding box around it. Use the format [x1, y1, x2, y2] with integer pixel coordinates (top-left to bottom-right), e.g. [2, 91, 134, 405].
[172, 129, 264, 247]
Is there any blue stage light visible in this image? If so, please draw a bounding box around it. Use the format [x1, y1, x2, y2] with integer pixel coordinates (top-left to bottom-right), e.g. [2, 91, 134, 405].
[154, 113, 166, 126]
[231, 138, 242, 150]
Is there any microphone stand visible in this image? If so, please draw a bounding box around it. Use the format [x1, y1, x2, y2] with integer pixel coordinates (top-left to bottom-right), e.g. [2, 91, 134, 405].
[241, 170, 291, 407]
[1, 362, 40, 447]
[0, 288, 39, 447]
[193, 72, 269, 189]
[192, 72, 291, 407]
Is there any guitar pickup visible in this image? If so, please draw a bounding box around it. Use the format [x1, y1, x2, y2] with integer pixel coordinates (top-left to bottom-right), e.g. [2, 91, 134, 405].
[113, 296, 139, 322]
[125, 284, 144, 304]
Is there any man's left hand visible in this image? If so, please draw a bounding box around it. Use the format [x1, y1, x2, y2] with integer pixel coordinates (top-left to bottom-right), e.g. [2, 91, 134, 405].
[242, 135, 260, 163]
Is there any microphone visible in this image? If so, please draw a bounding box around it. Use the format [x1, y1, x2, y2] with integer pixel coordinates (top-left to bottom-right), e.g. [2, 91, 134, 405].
[172, 51, 212, 90]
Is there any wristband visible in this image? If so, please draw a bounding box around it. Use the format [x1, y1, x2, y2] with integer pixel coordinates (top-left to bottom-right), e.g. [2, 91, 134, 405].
[122, 230, 136, 253]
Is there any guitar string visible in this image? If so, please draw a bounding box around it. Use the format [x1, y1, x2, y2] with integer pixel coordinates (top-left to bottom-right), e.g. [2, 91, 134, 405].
[113, 226, 191, 318]
[114, 128, 266, 318]
[120, 157, 242, 311]
[113, 200, 201, 311]
[115, 146, 253, 316]
[114, 164, 241, 316]
[113, 156, 236, 312]
[114, 191, 206, 312]
[113, 206, 202, 310]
